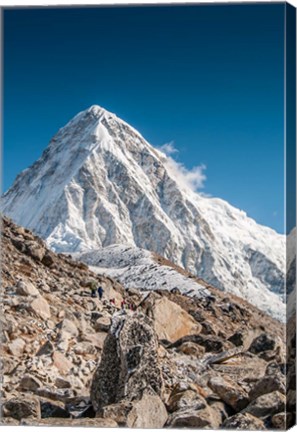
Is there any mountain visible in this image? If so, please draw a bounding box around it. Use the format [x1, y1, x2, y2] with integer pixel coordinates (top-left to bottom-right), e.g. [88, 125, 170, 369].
[1, 105, 285, 320]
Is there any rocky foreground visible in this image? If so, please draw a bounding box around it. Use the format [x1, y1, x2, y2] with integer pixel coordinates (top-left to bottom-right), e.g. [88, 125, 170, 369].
[0, 216, 294, 428]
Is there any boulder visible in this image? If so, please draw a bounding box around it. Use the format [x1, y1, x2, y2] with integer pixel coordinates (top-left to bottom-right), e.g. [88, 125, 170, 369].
[16, 280, 39, 297]
[26, 241, 45, 261]
[36, 340, 54, 356]
[166, 405, 219, 428]
[126, 391, 168, 428]
[101, 401, 132, 426]
[222, 412, 265, 429]
[30, 296, 51, 320]
[248, 333, 275, 354]
[153, 296, 202, 342]
[8, 337, 26, 356]
[2, 396, 41, 420]
[52, 351, 73, 375]
[19, 374, 42, 391]
[83, 332, 107, 350]
[94, 316, 111, 332]
[57, 318, 79, 338]
[91, 313, 163, 412]
[177, 341, 205, 357]
[228, 330, 245, 347]
[208, 376, 249, 412]
[74, 341, 97, 355]
[244, 391, 285, 418]
[249, 375, 285, 401]
[271, 412, 293, 429]
[40, 398, 70, 418]
[41, 251, 55, 267]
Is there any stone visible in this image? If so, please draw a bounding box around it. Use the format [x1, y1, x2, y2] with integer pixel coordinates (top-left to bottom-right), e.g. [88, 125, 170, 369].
[177, 341, 205, 357]
[16, 279, 39, 297]
[57, 318, 79, 338]
[94, 316, 111, 332]
[271, 412, 294, 429]
[40, 398, 70, 418]
[30, 296, 51, 320]
[101, 401, 133, 426]
[248, 333, 276, 354]
[244, 391, 286, 418]
[20, 417, 118, 427]
[228, 330, 245, 346]
[222, 412, 265, 429]
[167, 387, 206, 413]
[167, 406, 219, 428]
[83, 332, 107, 350]
[74, 341, 97, 355]
[249, 374, 285, 401]
[91, 313, 163, 412]
[2, 396, 41, 420]
[153, 296, 202, 343]
[26, 242, 45, 261]
[36, 340, 54, 356]
[8, 337, 26, 356]
[126, 391, 168, 428]
[52, 351, 73, 375]
[41, 251, 55, 267]
[208, 376, 249, 412]
[55, 377, 72, 389]
[19, 374, 42, 391]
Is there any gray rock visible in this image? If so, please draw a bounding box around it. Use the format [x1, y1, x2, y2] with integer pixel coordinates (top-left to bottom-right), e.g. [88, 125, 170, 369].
[249, 374, 285, 401]
[244, 391, 285, 418]
[248, 333, 275, 354]
[91, 313, 163, 412]
[2, 396, 41, 420]
[19, 374, 42, 391]
[126, 391, 168, 428]
[16, 280, 39, 297]
[222, 412, 265, 429]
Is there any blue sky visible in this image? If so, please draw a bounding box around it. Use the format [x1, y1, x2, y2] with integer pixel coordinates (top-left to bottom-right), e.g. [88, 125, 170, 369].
[3, 4, 285, 232]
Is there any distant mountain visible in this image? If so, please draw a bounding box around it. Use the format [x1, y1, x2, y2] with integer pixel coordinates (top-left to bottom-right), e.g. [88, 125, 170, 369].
[1, 105, 285, 320]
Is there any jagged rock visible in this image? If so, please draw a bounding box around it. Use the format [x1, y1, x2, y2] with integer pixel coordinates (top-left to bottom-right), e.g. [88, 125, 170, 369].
[30, 296, 51, 320]
[8, 337, 26, 356]
[16, 279, 39, 296]
[153, 296, 202, 342]
[167, 388, 206, 413]
[101, 401, 133, 426]
[2, 395, 41, 420]
[41, 251, 55, 267]
[208, 376, 249, 412]
[249, 374, 285, 400]
[169, 333, 225, 353]
[55, 377, 72, 389]
[19, 374, 42, 391]
[91, 313, 163, 412]
[222, 412, 265, 429]
[244, 391, 285, 418]
[126, 391, 168, 428]
[271, 412, 293, 429]
[40, 398, 70, 418]
[20, 417, 118, 427]
[248, 333, 275, 354]
[36, 340, 54, 356]
[94, 316, 111, 332]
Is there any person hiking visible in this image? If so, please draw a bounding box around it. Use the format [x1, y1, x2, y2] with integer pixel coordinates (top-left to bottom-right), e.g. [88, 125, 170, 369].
[90, 280, 97, 298]
[97, 285, 104, 300]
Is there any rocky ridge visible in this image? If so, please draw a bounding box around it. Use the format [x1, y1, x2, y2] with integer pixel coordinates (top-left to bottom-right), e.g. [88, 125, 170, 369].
[1, 216, 293, 429]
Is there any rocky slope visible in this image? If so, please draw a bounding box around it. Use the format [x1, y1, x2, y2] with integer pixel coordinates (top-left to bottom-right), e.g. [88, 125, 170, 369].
[1, 105, 285, 320]
[1, 216, 293, 429]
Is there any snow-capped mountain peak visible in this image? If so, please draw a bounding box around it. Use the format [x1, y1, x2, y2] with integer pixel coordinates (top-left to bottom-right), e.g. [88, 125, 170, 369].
[1, 105, 285, 320]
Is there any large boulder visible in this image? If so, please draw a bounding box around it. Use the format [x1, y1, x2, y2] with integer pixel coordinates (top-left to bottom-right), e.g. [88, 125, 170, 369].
[208, 376, 249, 412]
[16, 280, 39, 297]
[249, 375, 285, 401]
[30, 296, 51, 320]
[153, 296, 202, 342]
[1, 396, 41, 420]
[222, 412, 265, 430]
[91, 313, 163, 412]
[244, 391, 285, 418]
[126, 391, 168, 428]
[248, 333, 276, 354]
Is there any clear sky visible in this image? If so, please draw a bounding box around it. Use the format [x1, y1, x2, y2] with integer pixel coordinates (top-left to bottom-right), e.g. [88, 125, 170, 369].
[3, 4, 285, 232]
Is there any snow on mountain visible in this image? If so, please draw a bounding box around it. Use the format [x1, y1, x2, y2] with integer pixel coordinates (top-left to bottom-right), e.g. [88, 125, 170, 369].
[74, 244, 211, 299]
[1, 105, 286, 320]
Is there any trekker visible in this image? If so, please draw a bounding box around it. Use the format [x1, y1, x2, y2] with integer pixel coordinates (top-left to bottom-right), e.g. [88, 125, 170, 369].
[97, 286, 104, 300]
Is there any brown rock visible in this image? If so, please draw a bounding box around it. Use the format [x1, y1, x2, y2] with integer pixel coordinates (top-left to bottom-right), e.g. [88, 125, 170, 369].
[248, 333, 276, 354]
[19, 374, 42, 391]
[222, 412, 265, 429]
[153, 296, 202, 342]
[271, 412, 294, 429]
[167, 405, 219, 428]
[52, 351, 73, 375]
[26, 241, 45, 261]
[2, 396, 41, 420]
[30, 296, 51, 320]
[8, 337, 26, 356]
[94, 316, 111, 332]
[83, 332, 107, 350]
[244, 391, 286, 418]
[177, 341, 205, 357]
[208, 376, 249, 412]
[16, 279, 39, 296]
[249, 375, 285, 401]
[126, 391, 168, 428]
